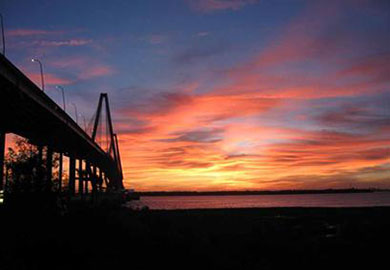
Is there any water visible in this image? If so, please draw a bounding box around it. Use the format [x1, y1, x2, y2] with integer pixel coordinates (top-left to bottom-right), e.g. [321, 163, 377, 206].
[137, 192, 390, 210]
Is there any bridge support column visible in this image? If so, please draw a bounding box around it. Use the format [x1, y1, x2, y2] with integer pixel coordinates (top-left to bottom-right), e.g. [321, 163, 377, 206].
[69, 157, 75, 196]
[58, 153, 63, 193]
[46, 147, 53, 190]
[37, 145, 43, 184]
[78, 159, 83, 199]
[92, 165, 97, 203]
[84, 179, 88, 196]
[98, 169, 103, 191]
[104, 174, 109, 190]
[84, 162, 89, 196]
[0, 131, 5, 190]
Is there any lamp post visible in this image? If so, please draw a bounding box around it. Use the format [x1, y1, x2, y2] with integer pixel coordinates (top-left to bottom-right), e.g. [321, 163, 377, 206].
[31, 58, 45, 91]
[0, 13, 5, 55]
[80, 114, 87, 132]
[56, 85, 66, 112]
[71, 103, 78, 124]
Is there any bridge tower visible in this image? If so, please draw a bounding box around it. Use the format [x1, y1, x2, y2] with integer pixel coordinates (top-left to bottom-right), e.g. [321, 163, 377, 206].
[91, 93, 124, 190]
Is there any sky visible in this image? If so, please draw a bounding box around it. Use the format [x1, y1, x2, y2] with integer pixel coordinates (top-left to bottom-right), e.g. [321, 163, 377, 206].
[1, 0, 389, 191]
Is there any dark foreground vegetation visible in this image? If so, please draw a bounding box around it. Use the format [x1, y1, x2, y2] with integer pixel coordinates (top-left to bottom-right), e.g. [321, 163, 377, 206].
[1, 204, 390, 270]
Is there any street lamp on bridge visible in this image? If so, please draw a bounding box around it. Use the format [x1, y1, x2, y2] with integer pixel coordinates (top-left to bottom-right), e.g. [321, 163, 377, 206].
[0, 13, 5, 55]
[71, 103, 78, 124]
[56, 85, 66, 112]
[79, 113, 87, 133]
[31, 58, 45, 91]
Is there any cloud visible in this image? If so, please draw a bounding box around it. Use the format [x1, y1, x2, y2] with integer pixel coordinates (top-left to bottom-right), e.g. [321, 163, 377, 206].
[316, 104, 390, 130]
[119, 98, 389, 189]
[122, 92, 194, 117]
[188, 0, 259, 13]
[33, 39, 92, 47]
[120, 91, 279, 134]
[158, 128, 224, 143]
[48, 56, 114, 80]
[337, 52, 390, 85]
[210, 1, 390, 101]
[158, 159, 214, 169]
[260, 163, 390, 190]
[174, 41, 229, 64]
[26, 72, 73, 86]
[49, 57, 88, 69]
[139, 34, 168, 45]
[79, 65, 114, 79]
[7, 29, 61, 37]
[264, 129, 389, 171]
[113, 0, 389, 191]
[196, 32, 210, 37]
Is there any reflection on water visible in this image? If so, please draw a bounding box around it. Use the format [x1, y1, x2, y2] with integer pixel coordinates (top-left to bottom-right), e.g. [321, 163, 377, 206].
[138, 192, 390, 210]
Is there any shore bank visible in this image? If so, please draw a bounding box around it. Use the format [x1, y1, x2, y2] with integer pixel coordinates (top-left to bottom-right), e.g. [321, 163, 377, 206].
[1, 206, 389, 269]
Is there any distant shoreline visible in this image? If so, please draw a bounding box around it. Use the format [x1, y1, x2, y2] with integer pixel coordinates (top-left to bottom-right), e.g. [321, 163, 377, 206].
[138, 188, 388, 197]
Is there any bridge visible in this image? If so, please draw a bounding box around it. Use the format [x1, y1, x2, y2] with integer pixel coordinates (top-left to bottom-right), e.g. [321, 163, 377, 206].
[0, 54, 124, 201]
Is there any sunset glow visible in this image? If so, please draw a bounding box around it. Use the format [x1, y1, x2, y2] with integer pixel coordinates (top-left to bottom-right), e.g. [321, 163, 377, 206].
[3, 0, 389, 190]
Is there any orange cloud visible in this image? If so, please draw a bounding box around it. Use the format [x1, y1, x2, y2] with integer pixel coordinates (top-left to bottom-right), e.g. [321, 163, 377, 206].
[117, 91, 389, 191]
[120, 91, 279, 138]
[114, 0, 390, 191]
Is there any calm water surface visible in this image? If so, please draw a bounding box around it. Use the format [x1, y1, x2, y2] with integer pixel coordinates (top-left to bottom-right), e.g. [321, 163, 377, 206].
[138, 192, 390, 210]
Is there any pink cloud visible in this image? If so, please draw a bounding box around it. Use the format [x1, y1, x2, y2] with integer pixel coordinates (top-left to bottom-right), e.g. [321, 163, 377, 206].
[49, 57, 88, 69]
[337, 52, 390, 84]
[26, 72, 72, 86]
[7, 29, 62, 37]
[208, 1, 388, 101]
[47, 56, 114, 80]
[79, 65, 114, 79]
[188, 0, 258, 13]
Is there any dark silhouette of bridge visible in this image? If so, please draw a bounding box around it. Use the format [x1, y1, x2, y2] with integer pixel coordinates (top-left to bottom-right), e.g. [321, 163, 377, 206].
[0, 54, 123, 200]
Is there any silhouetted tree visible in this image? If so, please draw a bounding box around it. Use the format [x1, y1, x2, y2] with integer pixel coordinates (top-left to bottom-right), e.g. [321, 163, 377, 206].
[4, 137, 60, 208]
[5, 138, 41, 193]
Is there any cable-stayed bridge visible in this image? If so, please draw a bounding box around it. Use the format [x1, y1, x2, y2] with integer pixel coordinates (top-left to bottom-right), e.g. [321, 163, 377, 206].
[0, 54, 123, 201]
